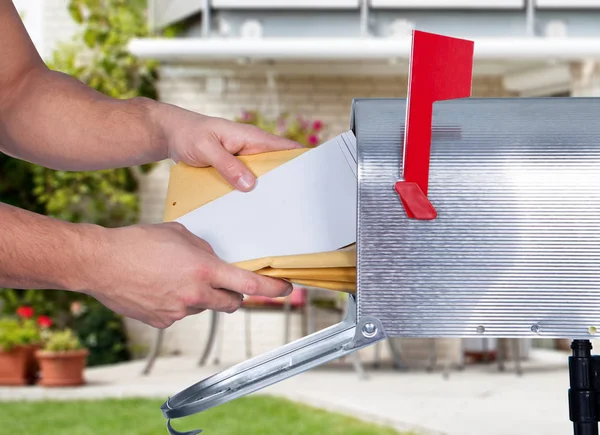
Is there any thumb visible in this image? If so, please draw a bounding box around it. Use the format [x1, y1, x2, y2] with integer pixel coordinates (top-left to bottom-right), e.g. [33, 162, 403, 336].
[210, 145, 256, 192]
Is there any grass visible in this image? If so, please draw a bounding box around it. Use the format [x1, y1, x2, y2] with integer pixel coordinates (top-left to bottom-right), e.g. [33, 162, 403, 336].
[0, 395, 412, 435]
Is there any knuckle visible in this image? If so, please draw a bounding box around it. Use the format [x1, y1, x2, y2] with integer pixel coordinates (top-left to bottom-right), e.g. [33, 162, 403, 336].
[225, 297, 242, 314]
[189, 292, 207, 308]
[153, 319, 172, 329]
[196, 238, 213, 252]
[168, 222, 187, 233]
[242, 277, 260, 296]
[221, 159, 241, 177]
[172, 309, 187, 323]
[195, 262, 214, 282]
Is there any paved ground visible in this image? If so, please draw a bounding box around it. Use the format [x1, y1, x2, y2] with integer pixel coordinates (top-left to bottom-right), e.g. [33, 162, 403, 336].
[0, 349, 573, 435]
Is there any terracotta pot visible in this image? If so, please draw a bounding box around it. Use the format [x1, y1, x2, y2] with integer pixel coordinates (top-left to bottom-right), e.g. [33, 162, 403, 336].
[35, 349, 89, 387]
[0, 346, 29, 385]
[23, 344, 42, 385]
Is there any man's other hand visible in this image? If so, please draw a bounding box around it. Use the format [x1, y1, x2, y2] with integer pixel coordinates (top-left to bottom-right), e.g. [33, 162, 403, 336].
[89, 222, 293, 329]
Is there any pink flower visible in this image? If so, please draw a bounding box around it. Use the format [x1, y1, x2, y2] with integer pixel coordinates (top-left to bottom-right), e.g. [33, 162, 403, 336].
[37, 316, 53, 329]
[71, 301, 84, 317]
[308, 135, 319, 146]
[297, 115, 309, 130]
[16, 306, 34, 319]
[312, 120, 323, 131]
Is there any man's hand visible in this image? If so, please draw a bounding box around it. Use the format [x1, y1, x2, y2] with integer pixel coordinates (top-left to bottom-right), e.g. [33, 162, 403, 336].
[155, 105, 302, 192]
[0, 0, 302, 328]
[0, 204, 293, 329]
[87, 222, 294, 329]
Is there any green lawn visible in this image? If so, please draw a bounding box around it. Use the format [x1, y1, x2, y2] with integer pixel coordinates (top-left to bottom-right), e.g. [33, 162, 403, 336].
[0, 395, 412, 435]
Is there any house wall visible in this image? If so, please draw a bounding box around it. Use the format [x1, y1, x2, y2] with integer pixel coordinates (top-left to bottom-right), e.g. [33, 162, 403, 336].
[124, 70, 517, 367]
[34, 0, 534, 367]
[41, 0, 80, 59]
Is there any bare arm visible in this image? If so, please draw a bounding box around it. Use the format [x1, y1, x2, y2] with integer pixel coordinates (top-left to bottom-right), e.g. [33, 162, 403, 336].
[0, 0, 301, 327]
[0, 202, 98, 292]
[0, 1, 299, 189]
[0, 0, 167, 171]
[0, 200, 293, 329]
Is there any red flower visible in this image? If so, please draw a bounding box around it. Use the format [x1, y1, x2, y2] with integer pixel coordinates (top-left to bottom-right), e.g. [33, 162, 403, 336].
[308, 135, 319, 146]
[312, 120, 323, 131]
[37, 316, 53, 329]
[16, 306, 34, 319]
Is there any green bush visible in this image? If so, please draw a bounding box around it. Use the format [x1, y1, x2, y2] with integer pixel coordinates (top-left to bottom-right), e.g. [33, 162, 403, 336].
[72, 301, 131, 366]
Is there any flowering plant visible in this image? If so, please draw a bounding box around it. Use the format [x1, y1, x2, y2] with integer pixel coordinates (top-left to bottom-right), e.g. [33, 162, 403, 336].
[42, 329, 83, 353]
[0, 306, 52, 351]
[236, 110, 325, 148]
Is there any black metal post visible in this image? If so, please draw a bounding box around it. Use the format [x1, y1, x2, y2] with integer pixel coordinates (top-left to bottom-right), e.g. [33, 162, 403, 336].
[569, 340, 599, 435]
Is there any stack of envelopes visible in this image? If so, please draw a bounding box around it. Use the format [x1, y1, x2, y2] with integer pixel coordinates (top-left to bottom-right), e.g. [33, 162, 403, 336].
[163, 133, 358, 293]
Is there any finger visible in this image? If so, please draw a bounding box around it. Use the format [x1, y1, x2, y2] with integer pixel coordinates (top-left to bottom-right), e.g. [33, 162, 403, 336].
[185, 307, 206, 317]
[204, 137, 257, 192]
[234, 124, 303, 155]
[211, 262, 293, 298]
[197, 288, 243, 314]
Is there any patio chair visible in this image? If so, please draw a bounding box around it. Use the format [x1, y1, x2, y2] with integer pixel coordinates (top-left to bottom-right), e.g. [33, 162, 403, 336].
[200, 286, 368, 380]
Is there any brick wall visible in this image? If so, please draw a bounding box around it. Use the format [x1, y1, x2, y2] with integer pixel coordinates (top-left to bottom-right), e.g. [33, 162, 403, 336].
[155, 72, 513, 138]
[125, 70, 516, 367]
[42, 0, 79, 59]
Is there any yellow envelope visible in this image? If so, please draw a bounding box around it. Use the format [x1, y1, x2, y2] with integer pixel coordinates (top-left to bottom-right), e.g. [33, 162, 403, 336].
[164, 149, 357, 293]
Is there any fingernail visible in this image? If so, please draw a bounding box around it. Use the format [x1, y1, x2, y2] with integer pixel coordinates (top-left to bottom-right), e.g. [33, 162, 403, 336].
[284, 284, 293, 296]
[237, 173, 255, 191]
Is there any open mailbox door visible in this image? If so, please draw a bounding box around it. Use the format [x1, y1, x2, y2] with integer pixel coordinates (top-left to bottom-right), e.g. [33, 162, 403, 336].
[161, 31, 600, 435]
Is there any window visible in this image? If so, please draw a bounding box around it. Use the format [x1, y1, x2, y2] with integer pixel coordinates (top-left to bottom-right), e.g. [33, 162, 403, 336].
[536, 0, 600, 7]
[212, 0, 359, 8]
[370, 0, 523, 8]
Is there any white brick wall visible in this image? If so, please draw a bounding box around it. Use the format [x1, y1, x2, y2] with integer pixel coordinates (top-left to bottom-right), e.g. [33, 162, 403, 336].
[126, 70, 516, 367]
[42, 0, 80, 59]
[43, 0, 79, 58]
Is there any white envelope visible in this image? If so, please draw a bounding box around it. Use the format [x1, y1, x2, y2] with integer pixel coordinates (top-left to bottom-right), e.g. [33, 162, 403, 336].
[176, 131, 358, 264]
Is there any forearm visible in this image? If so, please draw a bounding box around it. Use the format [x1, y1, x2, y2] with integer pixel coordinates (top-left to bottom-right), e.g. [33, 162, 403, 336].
[0, 67, 169, 170]
[0, 202, 103, 292]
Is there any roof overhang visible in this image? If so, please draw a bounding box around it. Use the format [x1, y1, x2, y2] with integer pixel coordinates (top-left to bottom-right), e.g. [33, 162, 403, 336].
[129, 36, 600, 63]
[129, 36, 600, 95]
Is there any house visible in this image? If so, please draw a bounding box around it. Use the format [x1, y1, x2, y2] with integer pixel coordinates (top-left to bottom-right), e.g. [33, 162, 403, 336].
[18, 0, 600, 365]
[127, 0, 600, 365]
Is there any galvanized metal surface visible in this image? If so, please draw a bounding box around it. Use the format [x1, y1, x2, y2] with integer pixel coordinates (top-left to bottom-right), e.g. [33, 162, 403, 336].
[356, 97, 600, 339]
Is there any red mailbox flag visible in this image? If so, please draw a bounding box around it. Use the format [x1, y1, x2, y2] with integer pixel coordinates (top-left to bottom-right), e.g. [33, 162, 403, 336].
[395, 30, 474, 220]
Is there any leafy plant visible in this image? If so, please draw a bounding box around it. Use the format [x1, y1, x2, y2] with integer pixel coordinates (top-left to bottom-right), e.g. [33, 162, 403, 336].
[42, 329, 83, 353]
[0, 306, 55, 351]
[0, 319, 40, 351]
[236, 111, 326, 147]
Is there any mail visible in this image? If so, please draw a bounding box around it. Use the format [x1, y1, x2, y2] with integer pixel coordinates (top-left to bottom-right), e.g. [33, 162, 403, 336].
[163, 132, 358, 292]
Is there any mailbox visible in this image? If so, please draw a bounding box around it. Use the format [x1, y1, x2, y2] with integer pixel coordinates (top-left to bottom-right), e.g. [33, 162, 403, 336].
[160, 32, 600, 435]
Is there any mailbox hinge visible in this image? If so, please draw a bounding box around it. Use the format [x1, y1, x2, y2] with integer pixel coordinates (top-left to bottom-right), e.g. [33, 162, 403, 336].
[162, 294, 386, 435]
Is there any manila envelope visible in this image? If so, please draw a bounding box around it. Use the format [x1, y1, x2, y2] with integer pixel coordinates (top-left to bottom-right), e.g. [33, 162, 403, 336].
[163, 148, 356, 293]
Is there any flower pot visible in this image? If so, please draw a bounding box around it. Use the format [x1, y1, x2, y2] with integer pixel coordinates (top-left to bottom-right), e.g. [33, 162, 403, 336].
[0, 346, 28, 386]
[35, 349, 89, 387]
